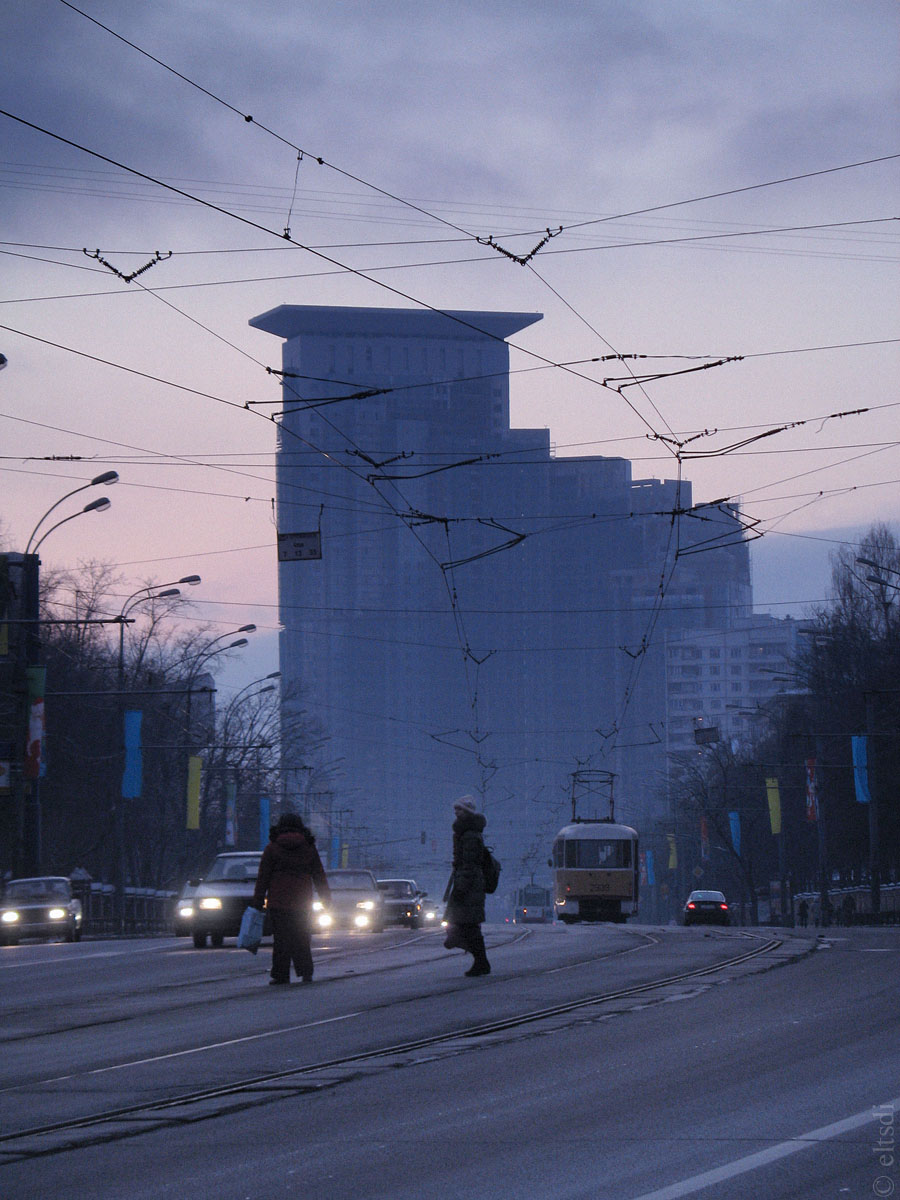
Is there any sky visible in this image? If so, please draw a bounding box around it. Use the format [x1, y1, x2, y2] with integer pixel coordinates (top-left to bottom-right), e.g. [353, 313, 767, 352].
[1, 0, 898, 699]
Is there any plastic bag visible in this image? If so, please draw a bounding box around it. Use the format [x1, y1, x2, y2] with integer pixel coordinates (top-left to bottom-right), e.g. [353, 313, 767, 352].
[237, 905, 264, 954]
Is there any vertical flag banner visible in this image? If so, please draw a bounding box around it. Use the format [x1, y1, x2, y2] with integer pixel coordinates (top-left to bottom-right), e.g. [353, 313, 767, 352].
[766, 777, 782, 835]
[667, 833, 678, 870]
[639, 850, 647, 886]
[121, 709, 143, 799]
[24, 666, 46, 779]
[700, 817, 710, 861]
[728, 811, 741, 856]
[258, 795, 271, 849]
[225, 779, 237, 847]
[186, 755, 202, 829]
[645, 849, 655, 887]
[804, 758, 818, 823]
[851, 736, 872, 805]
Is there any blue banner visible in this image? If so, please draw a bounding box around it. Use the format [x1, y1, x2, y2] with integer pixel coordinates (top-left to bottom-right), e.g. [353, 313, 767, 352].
[121, 709, 143, 799]
[852, 736, 872, 804]
[258, 795, 270, 849]
[729, 811, 741, 856]
[330, 835, 341, 870]
[645, 849, 655, 887]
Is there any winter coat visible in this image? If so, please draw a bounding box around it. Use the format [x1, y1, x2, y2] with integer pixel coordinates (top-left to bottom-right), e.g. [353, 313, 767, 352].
[444, 809, 486, 926]
[252, 830, 330, 913]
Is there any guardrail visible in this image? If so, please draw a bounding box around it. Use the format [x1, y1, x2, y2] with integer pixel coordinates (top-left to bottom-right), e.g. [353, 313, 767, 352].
[72, 882, 176, 936]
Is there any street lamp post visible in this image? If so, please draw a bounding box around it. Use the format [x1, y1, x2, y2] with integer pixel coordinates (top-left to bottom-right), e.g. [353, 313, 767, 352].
[14, 473, 118, 876]
[112, 575, 201, 933]
[220, 674, 280, 849]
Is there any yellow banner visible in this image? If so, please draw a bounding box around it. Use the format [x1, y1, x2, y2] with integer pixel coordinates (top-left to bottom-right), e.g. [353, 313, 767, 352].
[667, 833, 677, 870]
[766, 777, 782, 835]
[186, 756, 203, 829]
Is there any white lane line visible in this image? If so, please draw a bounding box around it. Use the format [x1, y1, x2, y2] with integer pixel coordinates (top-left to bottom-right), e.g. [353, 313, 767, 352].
[3, 1010, 363, 1090]
[629, 1096, 900, 1200]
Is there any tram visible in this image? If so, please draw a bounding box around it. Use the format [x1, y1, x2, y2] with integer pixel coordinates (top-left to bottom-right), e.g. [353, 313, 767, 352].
[513, 884, 554, 924]
[550, 818, 639, 923]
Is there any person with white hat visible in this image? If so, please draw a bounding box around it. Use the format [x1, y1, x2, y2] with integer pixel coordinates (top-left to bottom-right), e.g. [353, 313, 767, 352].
[442, 795, 491, 976]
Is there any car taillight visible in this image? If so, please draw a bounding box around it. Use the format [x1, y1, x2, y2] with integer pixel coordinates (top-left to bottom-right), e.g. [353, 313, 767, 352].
[719, 903, 728, 910]
[686, 902, 696, 909]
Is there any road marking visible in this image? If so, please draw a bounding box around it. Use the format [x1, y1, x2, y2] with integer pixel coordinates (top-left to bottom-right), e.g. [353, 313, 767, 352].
[2, 1010, 363, 1091]
[629, 1096, 900, 1200]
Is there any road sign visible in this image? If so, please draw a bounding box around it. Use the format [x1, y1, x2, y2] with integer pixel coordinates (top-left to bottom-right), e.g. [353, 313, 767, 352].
[277, 531, 322, 561]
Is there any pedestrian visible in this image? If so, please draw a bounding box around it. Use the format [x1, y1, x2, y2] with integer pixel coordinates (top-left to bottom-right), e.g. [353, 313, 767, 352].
[252, 812, 330, 986]
[797, 898, 809, 928]
[443, 795, 491, 977]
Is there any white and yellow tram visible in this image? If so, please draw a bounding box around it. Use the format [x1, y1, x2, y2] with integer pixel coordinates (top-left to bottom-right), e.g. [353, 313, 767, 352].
[550, 819, 639, 923]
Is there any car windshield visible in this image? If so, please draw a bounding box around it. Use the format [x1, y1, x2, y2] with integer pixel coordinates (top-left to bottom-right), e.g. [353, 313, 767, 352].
[5, 879, 70, 901]
[378, 881, 414, 898]
[205, 856, 261, 882]
[331, 872, 376, 891]
[689, 891, 726, 902]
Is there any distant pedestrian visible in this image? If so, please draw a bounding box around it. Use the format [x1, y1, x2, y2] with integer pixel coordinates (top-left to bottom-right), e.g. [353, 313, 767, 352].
[443, 795, 491, 977]
[797, 898, 809, 928]
[252, 812, 330, 986]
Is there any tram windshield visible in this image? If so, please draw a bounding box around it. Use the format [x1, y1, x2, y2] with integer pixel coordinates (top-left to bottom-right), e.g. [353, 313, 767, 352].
[553, 838, 633, 869]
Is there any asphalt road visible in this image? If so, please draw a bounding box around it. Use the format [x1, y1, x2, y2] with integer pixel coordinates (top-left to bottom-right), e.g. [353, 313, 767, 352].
[1, 922, 897, 1199]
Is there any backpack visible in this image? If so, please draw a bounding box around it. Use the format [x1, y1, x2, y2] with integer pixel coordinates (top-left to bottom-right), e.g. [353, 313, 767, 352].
[482, 845, 501, 894]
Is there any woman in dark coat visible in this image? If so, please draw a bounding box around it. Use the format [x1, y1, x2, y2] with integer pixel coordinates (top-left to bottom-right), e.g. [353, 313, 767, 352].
[252, 812, 330, 985]
[443, 795, 490, 976]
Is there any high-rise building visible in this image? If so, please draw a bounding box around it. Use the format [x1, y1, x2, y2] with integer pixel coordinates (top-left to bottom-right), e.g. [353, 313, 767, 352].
[250, 304, 751, 884]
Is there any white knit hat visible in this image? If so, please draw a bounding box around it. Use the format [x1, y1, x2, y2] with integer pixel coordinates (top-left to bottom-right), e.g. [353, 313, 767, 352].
[453, 795, 478, 814]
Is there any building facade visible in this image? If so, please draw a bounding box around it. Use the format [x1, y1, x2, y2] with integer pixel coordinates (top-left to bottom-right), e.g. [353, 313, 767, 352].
[250, 304, 752, 884]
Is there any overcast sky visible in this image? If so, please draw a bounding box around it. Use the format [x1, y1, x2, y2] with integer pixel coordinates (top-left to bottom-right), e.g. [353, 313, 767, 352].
[1, 0, 897, 692]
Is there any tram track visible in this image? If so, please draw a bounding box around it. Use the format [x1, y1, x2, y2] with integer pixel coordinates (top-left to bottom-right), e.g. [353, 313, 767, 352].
[0, 934, 801, 1165]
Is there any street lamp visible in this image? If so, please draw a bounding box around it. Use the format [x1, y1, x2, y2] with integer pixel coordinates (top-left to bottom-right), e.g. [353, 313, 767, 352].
[219, 674, 280, 849]
[25, 470, 118, 554]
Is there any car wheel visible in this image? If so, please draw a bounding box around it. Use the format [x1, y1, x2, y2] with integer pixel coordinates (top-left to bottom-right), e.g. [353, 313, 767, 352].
[210, 931, 224, 948]
[192, 931, 208, 949]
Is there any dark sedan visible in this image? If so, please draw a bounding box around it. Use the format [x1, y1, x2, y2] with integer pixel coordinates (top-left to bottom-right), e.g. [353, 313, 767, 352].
[683, 889, 730, 926]
[0, 876, 83, 944]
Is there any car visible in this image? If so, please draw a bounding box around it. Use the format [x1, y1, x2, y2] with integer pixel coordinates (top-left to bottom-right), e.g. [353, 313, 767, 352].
[377, 878, 425, 928]
[683, 889, 730, 926]
[172, 880, 198, 937]
[420, 896, 444, 926]
[314, 868, 385, 932]
[0, 876, 83, 944]
[186, 852, 267, 948]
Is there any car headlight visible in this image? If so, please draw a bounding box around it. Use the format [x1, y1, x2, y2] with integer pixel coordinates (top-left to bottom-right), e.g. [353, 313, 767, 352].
[354, 913, 371, 928]
[425, 910, 436, 920]
[48, 908, 67, 920]
[1, 910, 20, 924]
[199, 897, 222, 910]
[356, 900, 375, 911]
[178, 905, 195, 918]
[312, 900, 324, 912]
[316, 912, 333, 929]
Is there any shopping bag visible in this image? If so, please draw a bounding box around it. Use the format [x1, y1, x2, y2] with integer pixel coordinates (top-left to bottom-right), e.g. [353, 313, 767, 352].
[237, 905, 264, 954]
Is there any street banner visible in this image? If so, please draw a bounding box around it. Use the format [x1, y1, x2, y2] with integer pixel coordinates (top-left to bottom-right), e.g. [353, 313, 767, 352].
[121, 709, 143, 799]
[24, 667, 46, 779]
[639, 850, 647, 886]
[645, 849, 655, 887]
[804, 758, 819, 823]
[225, 779, 237, 847]
[851, 736, 872, 805]
[766, 777, 782, 835]
[700, 816, 710, 861]
[259, 795, 270, 849]
[186, 755, 202, 829]
[667, 833, 677, 870]
[729, 811, 741, 856]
